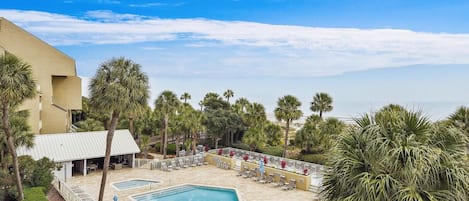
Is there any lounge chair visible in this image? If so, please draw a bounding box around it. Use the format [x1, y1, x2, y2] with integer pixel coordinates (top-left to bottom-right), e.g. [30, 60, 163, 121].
[161, 162, 170, 172]
[179, 158, 188, 168]
[189, 158, 197, 167]
[273, 174, 287, 187]
[245, 168, 257, 178]
[281, 178, 296, 190]
[236, 166, 246, 176]
[171, 160, 180, 170]
[259, 173, 274, 184]
[197, 157, 204, 166]
[252, 172, 263, 182]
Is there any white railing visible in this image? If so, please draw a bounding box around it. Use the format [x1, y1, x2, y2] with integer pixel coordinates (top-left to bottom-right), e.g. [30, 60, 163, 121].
[209, 147, 327, 174]
[52, 177, 86, 201]
[134, 158, 158, 169]
[138, 154, 206, 171]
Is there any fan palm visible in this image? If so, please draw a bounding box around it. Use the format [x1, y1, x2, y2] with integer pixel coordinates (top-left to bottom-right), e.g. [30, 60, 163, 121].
[180, 92, 191, 104]
[242, 127, 266, 151]
[449, 106, 469, 134]
[274, 95, 303, 157]
[310, 92, 333, 119]
[154, 90, 181, 159]
[89, 57, 149, 201]
[245, 102, 267, 127]
[0, 54, 36, 201]
[322, 105, 469, 201]
[233, 97, 249, 115]
[223, 89, 234, 103]
[139, 135, 150, 159]
[264, 122, 282, 146]
[75, 118, 105, 132]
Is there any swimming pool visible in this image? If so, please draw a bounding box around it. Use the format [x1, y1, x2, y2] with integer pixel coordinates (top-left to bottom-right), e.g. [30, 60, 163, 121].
[131, 184, 240, 201]
[112, 179, 160, 190]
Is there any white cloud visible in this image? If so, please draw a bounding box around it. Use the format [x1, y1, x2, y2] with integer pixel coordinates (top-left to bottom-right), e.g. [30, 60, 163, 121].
[1, 9, 469, 76]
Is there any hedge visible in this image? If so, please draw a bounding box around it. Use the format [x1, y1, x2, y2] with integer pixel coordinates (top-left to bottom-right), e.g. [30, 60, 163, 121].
[154, 142, 177, 155]
[298, 154, 327, 165]
[24, 187, 48, 201]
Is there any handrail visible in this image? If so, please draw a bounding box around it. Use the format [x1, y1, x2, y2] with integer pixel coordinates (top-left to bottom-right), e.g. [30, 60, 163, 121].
[52, 176, 89, 201]
[209, 147, 327, 175]
[52, 103, 67, 112]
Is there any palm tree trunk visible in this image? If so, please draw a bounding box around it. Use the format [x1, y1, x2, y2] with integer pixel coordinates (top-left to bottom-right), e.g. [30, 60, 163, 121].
[129, 116, 134, 138]
[159, 128, 164, 154]
[175, 134, 180, 157]
[283, 120, 290, 158]
[163, 115, 168, 159]
[319, 111, 323, 119]
[230, 131, 234, 145]
[192, 130, 197, 155]
[2, 103, 24, 201]
[98, 111, 119, 201]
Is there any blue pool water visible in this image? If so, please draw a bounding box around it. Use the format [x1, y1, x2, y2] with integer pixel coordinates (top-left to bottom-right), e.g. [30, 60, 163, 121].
[113, 179, 159, 190]
[131, 185, 239, 201]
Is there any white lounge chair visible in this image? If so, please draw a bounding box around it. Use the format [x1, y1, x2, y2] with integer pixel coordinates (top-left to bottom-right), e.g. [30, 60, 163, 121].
[281, 179, 296, 190]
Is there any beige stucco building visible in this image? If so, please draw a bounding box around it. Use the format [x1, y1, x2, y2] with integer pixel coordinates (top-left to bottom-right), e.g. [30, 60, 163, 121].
[0, 17, 82, 134]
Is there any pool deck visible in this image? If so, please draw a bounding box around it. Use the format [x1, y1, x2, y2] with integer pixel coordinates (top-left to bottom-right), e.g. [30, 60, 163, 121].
[67, 165, 317, 201]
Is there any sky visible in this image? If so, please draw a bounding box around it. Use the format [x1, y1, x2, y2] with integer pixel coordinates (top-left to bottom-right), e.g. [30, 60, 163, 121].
[1, 0, 468, 121]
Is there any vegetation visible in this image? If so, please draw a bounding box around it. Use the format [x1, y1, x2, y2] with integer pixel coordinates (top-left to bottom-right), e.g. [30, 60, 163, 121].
[0, 53, 37, 201]
[154, 90, 181, 159]
[3, 53, 469, 201]
[310, 92, 333, 119]
[89, 57, 149, 201]
[275, 95, 303, 157]
[23, 187, 47, 201]
[322, 105, 469, 201]
[76, 118, 105, 132]
[223, 89, 234, 103]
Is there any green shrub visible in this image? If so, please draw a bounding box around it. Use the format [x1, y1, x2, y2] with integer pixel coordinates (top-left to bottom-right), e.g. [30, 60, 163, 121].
[231, 143, 250, 151]
[24, 187, 48, 201]
[154, 142, 177, 155]
[258, 145, 284, 157]
[298, 154, 327, 165]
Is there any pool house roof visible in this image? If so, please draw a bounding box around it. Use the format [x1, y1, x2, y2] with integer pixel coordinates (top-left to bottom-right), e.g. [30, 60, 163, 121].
[17, 130, 140, 162]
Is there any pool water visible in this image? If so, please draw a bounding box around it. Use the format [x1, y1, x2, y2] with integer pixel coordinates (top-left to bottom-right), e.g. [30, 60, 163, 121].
[113, 179, 160, 190]
[131, 185, 239, 201]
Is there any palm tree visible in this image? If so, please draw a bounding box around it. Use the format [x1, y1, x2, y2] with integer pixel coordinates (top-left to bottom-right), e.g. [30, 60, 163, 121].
[234, 97, 250, 114]
[274, 95, 303, 157]
[449, 106, 469, 133]
[180, 92, 191, 104]
[242, 127, 266, 151]
[223, 89, 234, 103]
[185, 109, 204, 154]
[89, 57, 149, 201]
[322, 105, 469, 201]
[139, 135, 150, 159]
[264, 122, 282, 146]
[310, 92, 333, 119]
[0, 54, 36, 201]
[154, 90, 181, 159]
[0, 110, 34, 200]
[75, 118, 105, 132]
[245, 102, 267, 127]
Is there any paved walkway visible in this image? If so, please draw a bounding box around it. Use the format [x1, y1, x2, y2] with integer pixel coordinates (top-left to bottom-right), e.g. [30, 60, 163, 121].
[67, 165, 316, 201]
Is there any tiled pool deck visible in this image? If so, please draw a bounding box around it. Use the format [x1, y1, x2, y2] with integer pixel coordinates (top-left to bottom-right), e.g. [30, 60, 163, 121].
[67, 165, 317, 201]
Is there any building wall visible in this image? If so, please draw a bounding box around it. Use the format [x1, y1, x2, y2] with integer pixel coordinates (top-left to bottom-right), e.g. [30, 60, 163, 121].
[0, 17, 81, 134]
[53, 161, 73, 182]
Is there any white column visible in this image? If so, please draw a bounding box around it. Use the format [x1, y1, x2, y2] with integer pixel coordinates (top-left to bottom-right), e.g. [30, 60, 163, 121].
[132, 154, 135, 168]
[83, 159, 87, 176]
